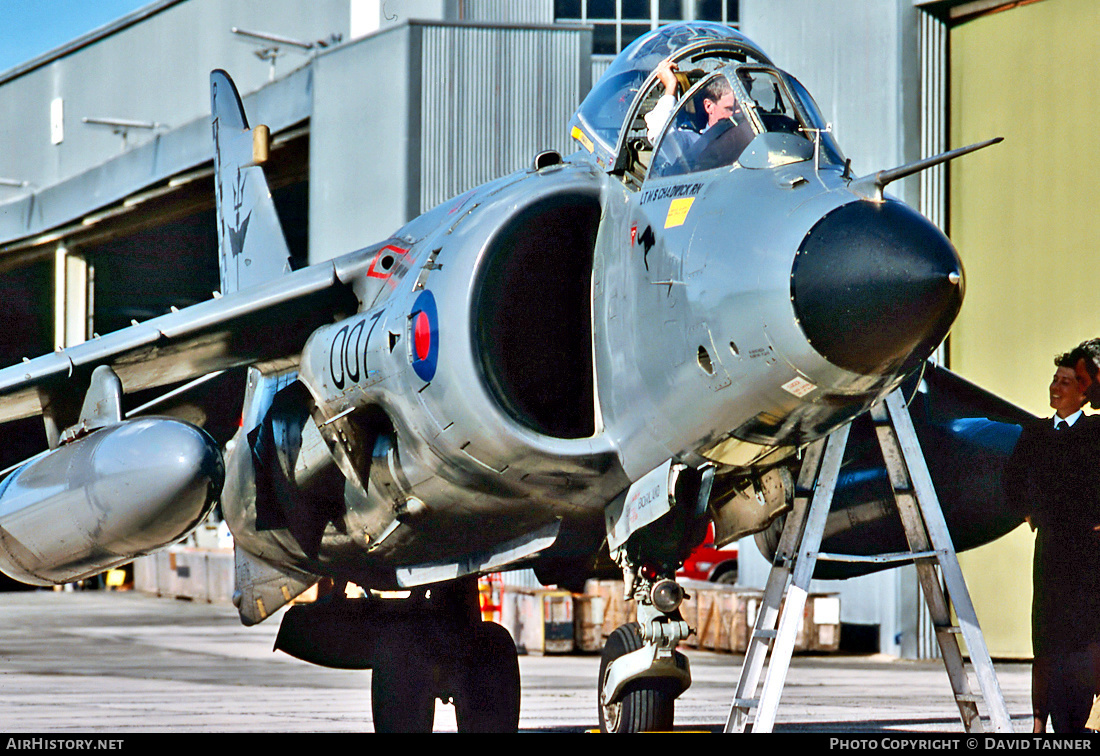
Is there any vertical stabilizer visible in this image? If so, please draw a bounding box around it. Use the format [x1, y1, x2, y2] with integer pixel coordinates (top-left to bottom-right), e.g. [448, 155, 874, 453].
[210, 70, 292, 295]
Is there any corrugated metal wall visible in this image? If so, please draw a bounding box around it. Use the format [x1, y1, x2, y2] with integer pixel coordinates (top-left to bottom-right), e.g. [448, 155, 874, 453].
[738, 0, 928, 659]
[919, 11, 947, 234]
[916, 12, 948, 662]
[740, 0, 917, 202]
[591, 57, 613, 84]
[419, 24, 588, 212]
[460, 0, 555, 24]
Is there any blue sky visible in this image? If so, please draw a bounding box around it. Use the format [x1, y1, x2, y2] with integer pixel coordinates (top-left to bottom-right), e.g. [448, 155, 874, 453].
[0, 0, 152, 74]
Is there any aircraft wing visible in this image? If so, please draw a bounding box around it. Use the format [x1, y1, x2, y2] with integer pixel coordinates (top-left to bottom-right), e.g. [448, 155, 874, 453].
[0, 259, 361, 427]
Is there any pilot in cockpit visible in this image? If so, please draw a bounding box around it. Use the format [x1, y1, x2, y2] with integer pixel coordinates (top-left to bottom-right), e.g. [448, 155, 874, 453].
[644, 60, 756, 178]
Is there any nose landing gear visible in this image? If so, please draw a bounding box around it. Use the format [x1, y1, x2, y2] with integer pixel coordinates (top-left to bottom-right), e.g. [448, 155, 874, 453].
[599, 585, 692, 733]
[598, 460, 713, 732]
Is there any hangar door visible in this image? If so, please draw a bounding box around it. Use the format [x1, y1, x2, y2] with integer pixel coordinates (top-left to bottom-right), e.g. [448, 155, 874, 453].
[948, 0, 1100, 658]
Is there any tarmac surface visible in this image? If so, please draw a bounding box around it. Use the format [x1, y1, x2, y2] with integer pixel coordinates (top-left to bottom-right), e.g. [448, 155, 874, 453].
[0, 589, 1043, 735]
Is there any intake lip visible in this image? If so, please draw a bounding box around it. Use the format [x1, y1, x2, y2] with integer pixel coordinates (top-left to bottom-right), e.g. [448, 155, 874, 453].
[791, 200, 963, 376]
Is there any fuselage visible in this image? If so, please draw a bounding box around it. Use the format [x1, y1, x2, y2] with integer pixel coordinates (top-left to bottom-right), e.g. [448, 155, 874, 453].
[221, 152, 960, 589]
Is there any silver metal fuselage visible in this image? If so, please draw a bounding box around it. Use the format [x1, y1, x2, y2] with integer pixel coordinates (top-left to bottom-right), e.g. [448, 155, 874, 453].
[223, 146, 915, 588]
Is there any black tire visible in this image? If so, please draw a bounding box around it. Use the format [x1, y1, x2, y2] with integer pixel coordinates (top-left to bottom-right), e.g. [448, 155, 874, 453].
[454, 622, 522, 733]
[371, 649, 436, 733]
[713, 566, 738, 585]
[598, 623, 675, 733]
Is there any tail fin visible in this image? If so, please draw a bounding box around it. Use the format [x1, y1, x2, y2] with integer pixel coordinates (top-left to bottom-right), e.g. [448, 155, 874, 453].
[210, 70, 292, 295]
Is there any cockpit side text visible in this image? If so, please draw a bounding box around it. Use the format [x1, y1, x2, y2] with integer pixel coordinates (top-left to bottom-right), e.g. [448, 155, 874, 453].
[639, 182, 703, 205]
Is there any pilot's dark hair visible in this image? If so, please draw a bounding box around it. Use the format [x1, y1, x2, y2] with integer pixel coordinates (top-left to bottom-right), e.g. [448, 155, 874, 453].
[1068, 338, 1100, 377]
[700, 75, 732, 104]
[1055, 350, 1079, 370]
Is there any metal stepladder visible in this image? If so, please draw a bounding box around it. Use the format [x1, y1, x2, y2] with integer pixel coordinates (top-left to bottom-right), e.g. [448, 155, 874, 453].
[724, 389, 1013, 733]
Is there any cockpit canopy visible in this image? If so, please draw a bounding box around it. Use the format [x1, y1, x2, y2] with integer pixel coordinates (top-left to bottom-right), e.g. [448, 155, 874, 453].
[568, 22, 846, 184]
[569, 22, 767, 160]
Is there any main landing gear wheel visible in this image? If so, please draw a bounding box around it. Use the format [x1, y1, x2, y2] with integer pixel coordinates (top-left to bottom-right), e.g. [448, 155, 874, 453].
[371, 646, 436, 733]
[454, 621, 522, 732]
[599, 622, 675, 733]
[367, 583, 521, 733]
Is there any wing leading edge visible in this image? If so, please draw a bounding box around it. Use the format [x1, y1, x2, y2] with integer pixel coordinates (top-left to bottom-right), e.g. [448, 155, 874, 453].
[0, 260, 362, 428]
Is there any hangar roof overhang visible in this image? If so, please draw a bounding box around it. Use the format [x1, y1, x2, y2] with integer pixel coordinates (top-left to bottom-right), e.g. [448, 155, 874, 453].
[0, 63, 313, 273]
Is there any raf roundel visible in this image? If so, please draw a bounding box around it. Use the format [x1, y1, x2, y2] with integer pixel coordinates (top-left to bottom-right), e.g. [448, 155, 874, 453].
[410, 290, 439, 382]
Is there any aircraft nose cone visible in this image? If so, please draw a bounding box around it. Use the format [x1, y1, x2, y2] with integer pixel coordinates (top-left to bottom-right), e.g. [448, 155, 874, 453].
[791, 200, 963, 375]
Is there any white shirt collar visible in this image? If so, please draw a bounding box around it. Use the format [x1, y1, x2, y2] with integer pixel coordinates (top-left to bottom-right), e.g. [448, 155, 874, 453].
[1055, 410, 1083, 428]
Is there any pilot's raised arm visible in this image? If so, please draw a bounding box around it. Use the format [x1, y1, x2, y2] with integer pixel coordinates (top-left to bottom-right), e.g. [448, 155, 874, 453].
[644, 60, 680, 144]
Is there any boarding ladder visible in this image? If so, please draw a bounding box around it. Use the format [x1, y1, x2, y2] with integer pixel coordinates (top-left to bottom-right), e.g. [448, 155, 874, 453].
[725, 388, 1013, 733]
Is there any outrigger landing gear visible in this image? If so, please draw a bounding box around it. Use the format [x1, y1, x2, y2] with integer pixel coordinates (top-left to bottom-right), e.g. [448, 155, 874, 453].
[598, 461, 712, 733]
[274, 577, 521, 733]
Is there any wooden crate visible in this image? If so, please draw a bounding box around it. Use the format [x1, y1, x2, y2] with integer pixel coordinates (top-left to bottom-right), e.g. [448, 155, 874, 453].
[501, 588, 576, 654]
[578, 580, 835, 655]
[584, 580, 636, 644]
[744, 591, 842, 653]
[682, 580, 760, 653]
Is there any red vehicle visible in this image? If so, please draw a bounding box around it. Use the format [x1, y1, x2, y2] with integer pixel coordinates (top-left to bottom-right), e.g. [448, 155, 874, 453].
[678, 524, 738, 584]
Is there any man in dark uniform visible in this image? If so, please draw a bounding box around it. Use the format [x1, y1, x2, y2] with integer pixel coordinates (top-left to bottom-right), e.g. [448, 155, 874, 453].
[1004, 352, 1100, 732]
[1067, 337, 1100, 732]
